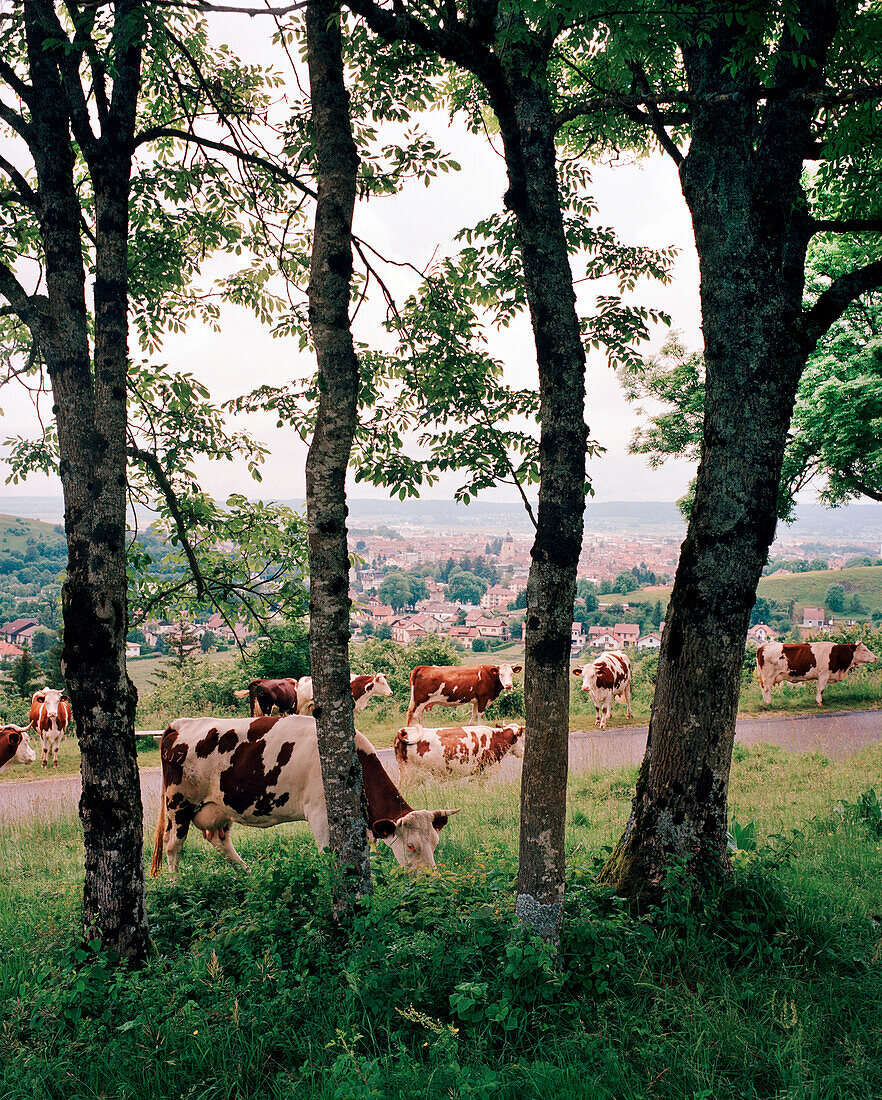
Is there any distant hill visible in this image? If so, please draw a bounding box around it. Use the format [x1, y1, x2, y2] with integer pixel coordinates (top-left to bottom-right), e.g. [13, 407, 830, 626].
[1, 493, 881, 542]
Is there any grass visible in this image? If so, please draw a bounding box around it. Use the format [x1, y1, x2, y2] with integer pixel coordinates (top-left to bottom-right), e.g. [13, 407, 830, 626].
[1, 744, 881, 1099]
[629, 564, 882, 618]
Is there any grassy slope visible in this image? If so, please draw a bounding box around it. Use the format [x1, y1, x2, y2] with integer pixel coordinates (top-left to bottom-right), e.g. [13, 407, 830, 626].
[1, 743, 880, 1100]
[629, 564, 882, 616]
[0, 512, 64, 554]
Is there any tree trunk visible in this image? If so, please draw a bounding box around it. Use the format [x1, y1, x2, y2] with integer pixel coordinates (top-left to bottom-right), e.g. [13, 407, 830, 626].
[305, 0, 372, 911]
[492, 64, 588, 942]
[20, 1, 149, 958]
[600, 6, 841, 898]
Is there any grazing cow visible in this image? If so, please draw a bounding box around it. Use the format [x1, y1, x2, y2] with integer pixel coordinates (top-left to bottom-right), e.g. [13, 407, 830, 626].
[395, 723, 524, 784]
[295, 673, 393, 716]
[149, 714, 456, 878]
[406, 664, 522, 726]
[0, 725, 36, 773]
[233, 677, 300, 718]
[29, 687, 72, 768]
[756, 641, 876, 706]
[573, 651, 633, 730]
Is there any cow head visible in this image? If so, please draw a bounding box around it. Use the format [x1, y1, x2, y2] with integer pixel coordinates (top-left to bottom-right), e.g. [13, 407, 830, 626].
[854, 642, 877, 667]
[497, 663, 522, 690]
[31, 687, 70, 721]
[371, 807, 460, 871]
[499, 723, 525, 758]
[367, 673, 393, 699]
[1, 725, 36, 770]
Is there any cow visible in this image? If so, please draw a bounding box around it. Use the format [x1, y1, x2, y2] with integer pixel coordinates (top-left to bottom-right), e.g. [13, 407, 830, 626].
[573, 651, 633, 730]
[756, 641, 876, 706]
[394, 723, 524, 785]
[295, 673, 394, 716]
[406, 664, 522, 726]
[233, 678, 300, 718]
[29, 687, 72, 768]
[0, 725, 36, 773]
[149, 714, 457, 878]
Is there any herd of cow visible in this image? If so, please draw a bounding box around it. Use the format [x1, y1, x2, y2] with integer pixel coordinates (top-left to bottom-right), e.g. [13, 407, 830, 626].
[1, 640, 876, 877]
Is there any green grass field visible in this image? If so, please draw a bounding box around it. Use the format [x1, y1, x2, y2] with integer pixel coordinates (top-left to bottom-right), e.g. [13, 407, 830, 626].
[629, 564, 882, 617]
[1, 743, 881, 1100]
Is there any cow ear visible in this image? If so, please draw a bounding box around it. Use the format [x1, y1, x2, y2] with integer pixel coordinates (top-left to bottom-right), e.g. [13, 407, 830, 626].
[512, 665, 522, 674]
[371, 818, 397, 839]
[7, 730, 21, 746]
[433, 808, 459, 830]
[572, 667, 582, 676]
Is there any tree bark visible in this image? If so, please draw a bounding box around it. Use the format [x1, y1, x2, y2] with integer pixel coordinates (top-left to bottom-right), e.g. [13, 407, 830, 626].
[305, 0, 372, 911]
[600, 2, 843, 898]
[18, 1, 148, 957]
[491, 69, 588, 941]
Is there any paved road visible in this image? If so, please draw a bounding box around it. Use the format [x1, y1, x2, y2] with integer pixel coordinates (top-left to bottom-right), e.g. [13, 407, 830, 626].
[1, 709, 879, 824]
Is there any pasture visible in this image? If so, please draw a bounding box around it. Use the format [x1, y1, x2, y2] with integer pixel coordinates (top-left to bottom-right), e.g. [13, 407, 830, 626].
[1, 743, 881, 1099]
[3, 636, 879, 782]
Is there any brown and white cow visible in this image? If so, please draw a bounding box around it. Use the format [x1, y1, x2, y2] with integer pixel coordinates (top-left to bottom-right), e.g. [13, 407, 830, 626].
[573, 651, 633, 730]
[233, 678, 300, 718]
[394, 723, 524, 784]
[149, 714, 457, 878]
[406, 664, 522, 726]
[756, 641, 876, 706]
[0, 725, 36, 773]
[295, 673, 393, 716]
[29, 687, 72, 768]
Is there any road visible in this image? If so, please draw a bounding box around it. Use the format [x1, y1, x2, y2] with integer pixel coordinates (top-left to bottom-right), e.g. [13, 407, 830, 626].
[1, 709, 879, 825]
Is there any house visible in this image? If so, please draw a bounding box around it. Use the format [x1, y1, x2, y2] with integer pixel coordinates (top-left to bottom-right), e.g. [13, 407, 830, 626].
[481, 585, 518, 611]
[0, 640, 24, 659]
[613, 623, 640, 648]
[0, 618, 40, 645]
[126, 642, 142, 659]
[587, 626, 620, 649]
[747, 623, 777, 645]
[637, 632, 662, 649]
[802, 606, 826, 629]
[392, 620, 428, 645]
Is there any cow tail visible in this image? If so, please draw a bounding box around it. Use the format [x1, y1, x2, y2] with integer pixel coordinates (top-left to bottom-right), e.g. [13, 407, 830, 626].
[149, 774, 166, 878]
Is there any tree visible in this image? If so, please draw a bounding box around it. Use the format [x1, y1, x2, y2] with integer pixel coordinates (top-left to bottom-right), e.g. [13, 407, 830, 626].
[0, 0, 150, 958]
[165, 619, 200, 670]
[341, 0, 670, 945]
[447, 571, 488, 606]
[560, 2, 882, 897]
[826, 585, 846, 613]
[849, 593, 866, 615]
[612, 571, 638, 595]
[378, 572, 413, 612]
[304, 0, 371, 911]
[8, 642, 40, 700]
[200, 630, 216, 653]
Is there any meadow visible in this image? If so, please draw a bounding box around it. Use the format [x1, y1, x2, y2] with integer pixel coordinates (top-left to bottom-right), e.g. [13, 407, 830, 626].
[1, 742, 881, 1099]
[4, 635, 880, 782]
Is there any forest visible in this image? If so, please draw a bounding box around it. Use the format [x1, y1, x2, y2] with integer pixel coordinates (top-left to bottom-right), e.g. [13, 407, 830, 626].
[0, 2, 881, 1097]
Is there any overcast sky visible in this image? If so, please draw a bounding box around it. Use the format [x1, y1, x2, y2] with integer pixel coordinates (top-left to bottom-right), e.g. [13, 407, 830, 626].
[0, 10, 702, 510]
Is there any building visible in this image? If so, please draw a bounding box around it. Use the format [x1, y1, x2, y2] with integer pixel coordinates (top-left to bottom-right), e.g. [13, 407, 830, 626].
[637, 632, 662, 649]
[0, 617, 40, 645]
[802, 607, 826, 629]
[481, 585, 518, 611]
[747, 623, 777, 645]
[613, 623, 640, 647]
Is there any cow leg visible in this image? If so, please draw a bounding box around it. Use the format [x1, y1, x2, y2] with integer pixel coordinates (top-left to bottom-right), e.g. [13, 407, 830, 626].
[164, 800, 194, 879]
[204, 827, 248, 872]
[622, 683, 633, 719]
[40, 734, 48, 768]
[472, 703, 485, 723]
[304, 798, 330, 850]
[760, 680, 772, 705]
[816, 672, 829, 706]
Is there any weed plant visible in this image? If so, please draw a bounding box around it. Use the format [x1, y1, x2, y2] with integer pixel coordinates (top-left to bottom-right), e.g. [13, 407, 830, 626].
[2, 745, 881, 1099]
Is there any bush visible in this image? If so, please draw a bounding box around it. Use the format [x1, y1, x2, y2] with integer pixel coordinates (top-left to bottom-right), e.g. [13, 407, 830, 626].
[352, 636, 462, 703]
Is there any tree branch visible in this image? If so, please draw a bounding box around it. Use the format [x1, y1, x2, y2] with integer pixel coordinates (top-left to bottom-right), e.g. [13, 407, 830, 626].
[799, 259, 882, 349]
[134, 127, 317, 198]
[626, 61, 684, 167]
[810, 218, 882, 235]
[127, 445, 208, 601]
[0, 154, 40, 209]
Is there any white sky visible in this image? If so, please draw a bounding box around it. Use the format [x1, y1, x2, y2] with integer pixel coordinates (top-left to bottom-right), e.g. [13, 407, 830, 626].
[0, 10, 702, 509]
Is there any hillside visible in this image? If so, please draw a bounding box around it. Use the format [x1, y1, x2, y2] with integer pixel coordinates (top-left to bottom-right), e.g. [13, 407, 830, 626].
[628, 565, 882, 618]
